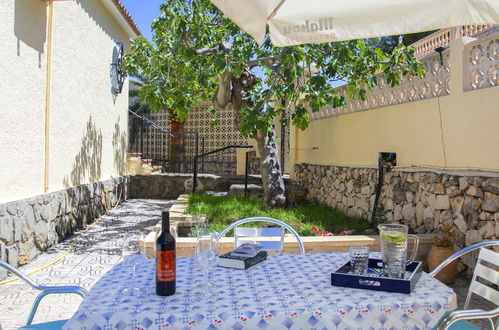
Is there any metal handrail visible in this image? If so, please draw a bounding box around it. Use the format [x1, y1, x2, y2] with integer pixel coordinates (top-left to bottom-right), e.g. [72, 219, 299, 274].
[216, 217, 306, 254]
[129, 110, 199, 138]
[192, 145, 253, 192]
[0, 260, 88, 326]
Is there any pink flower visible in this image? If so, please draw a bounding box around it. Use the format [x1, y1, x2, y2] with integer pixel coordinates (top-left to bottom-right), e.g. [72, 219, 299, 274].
[317, 231, 323, 235]
[312, 226, 318, 231]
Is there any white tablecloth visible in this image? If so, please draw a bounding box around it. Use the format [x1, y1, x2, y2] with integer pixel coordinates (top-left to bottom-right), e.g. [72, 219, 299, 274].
[63, 253, 456, 330]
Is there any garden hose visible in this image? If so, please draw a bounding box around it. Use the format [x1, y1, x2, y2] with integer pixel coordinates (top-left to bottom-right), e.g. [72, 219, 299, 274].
[0, 191, 123, 286]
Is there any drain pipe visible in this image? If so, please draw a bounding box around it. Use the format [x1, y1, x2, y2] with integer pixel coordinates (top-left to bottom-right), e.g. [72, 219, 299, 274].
[44, 0, 54, 193]
[371, 153, 395, 222]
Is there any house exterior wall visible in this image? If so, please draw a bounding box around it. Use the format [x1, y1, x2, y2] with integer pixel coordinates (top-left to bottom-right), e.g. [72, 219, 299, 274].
[0, 0, 136, 278]
[0, 0, 131, 203]
[291, 32, 499, 271]
[49, 0, 129, 191]
[0, 0, 48, 203]
[291, 35, 499, 171]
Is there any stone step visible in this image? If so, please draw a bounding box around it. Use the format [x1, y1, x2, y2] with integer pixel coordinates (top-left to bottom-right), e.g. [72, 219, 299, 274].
[205, 191, 228, 196]
[228, 183, 308, 200]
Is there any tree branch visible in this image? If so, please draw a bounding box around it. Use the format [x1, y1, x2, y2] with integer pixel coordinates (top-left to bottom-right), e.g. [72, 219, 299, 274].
[247, 50, 286, 68]
[196, 42, 232, 55]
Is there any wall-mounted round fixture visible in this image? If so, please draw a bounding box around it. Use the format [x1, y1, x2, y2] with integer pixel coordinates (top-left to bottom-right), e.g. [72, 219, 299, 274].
[111, 42, 126, 94]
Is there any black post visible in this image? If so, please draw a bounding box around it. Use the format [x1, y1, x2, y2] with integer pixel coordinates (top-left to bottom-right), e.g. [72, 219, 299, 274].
[178, 135, 181, 173]
[195, 132, 199, 174]
[245, 151, 250, 197]
[192, 156, 198, 193]
[201, 137, 205, 173]
[192, 145, 253, 194]
[371, 157, 384, 223]
[140, 120, 144, 156]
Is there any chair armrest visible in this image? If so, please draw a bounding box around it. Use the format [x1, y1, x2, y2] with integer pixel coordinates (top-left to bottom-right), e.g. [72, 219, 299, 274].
[434, 307, 499, 330]
[26, 286, 88, 326]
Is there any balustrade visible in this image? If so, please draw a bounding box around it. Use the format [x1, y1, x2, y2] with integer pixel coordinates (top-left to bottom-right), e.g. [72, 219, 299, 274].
[311, 26, 497, 121]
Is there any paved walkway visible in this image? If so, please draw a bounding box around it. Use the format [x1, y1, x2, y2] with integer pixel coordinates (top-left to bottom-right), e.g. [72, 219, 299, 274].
[0, 198, 493, 329]
[0, 199, 173, 329]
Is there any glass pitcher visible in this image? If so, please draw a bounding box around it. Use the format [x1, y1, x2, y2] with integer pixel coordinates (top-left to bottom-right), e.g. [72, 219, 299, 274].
[378, 224, 419, 278]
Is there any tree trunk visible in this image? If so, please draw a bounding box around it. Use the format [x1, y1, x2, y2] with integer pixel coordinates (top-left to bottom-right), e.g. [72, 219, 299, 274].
[169, 114, 186, 172]
[215, 69, 287, 207]
[255, 130, 286, 207]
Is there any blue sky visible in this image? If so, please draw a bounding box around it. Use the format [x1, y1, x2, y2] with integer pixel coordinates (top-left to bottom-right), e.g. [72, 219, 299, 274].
[120, 0, 163, 40]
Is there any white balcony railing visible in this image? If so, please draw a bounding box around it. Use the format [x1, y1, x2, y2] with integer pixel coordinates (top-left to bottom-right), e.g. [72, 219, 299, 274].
[412, 25, 491, 59]
[311, 26, 498, 121]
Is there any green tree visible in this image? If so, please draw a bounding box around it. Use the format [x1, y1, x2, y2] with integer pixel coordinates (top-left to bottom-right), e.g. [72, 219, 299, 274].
[129, 81, 150, 114]
[123, 0, 424, 207]
[366, 31, 437, 54]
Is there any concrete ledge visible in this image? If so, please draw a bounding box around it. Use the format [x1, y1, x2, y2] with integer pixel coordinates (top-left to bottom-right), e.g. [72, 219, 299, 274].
[140, 193, 434, 262]
[144, 234, 434, 262]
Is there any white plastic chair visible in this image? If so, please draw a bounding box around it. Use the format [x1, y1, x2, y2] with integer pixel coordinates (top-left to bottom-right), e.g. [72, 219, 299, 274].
[429, 240, 499, 330]
[0, 260, 87, 330]
[216, 217, 305, 254]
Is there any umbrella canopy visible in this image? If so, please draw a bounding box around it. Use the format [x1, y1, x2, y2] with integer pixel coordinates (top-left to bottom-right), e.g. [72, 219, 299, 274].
[209, 0, 499, 46]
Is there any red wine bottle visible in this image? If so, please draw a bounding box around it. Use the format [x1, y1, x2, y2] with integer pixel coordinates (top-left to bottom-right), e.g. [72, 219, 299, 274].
[156, 210, 176, 296]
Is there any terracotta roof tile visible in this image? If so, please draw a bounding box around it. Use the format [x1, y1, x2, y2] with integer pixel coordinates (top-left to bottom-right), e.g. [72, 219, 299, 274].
[111, 0, 142, 36]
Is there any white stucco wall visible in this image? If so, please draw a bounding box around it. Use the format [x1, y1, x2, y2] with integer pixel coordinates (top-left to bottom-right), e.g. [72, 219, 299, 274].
[49, 0, 129, 190]
[0, 0, 47, 203]
[0, 0, 131, 203]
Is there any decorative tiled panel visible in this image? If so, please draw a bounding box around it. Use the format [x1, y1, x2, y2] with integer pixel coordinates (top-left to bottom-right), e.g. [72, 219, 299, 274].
[183, 103, 249, 174]
[311, 52, 450, 121]
[465, 32, 499, 91]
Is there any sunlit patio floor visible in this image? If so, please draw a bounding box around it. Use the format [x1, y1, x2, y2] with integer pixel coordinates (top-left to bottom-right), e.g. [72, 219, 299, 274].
[0, 199, 173, 329]
[0, 199, 493, 329]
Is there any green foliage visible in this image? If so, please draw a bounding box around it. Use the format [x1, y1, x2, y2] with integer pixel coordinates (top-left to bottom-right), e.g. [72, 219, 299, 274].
[366, 31, 437, 54]
[434, 224, 456, 248]
[372, 207, 389, 228]
[123, 0, 425, 136]
[186, 192, 374, 236]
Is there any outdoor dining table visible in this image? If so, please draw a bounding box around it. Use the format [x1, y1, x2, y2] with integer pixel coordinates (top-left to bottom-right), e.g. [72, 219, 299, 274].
[63, 252, 457, 329]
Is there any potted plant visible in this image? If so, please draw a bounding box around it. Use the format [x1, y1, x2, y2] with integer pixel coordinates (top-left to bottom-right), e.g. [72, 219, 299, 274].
[427, 224, 458, 284]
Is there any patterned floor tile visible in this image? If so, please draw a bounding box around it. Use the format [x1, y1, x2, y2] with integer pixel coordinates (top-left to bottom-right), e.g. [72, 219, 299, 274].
[0, 199, 172, 330]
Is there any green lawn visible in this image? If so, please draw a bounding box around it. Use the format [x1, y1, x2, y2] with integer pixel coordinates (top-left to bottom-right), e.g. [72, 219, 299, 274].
[185, 192, 375, 236]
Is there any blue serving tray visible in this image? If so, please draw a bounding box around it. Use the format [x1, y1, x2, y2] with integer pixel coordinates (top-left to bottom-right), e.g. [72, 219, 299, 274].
[331, 258, 423, 294]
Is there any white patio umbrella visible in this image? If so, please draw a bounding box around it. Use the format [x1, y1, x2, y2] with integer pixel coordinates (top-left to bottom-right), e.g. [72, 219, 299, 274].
[209, 0, 499, 46]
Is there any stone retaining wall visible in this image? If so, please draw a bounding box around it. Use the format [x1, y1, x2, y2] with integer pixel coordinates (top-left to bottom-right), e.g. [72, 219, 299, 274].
[0, 176, 128, 280]
[295, 164, 498, 271]
[130, 173, 267, 199]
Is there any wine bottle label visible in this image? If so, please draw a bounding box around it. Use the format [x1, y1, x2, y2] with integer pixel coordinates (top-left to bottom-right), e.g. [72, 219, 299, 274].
[156, 250, 176, 282]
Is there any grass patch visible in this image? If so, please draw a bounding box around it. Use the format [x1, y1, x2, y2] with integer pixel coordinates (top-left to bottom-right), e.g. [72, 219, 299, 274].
[186, 192, 375, 236]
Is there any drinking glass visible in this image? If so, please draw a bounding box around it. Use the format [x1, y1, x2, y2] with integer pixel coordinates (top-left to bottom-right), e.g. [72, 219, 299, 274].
[194, 232, 218, 297]
[349, 246, 370, 275]
[121, 234, 145, 296]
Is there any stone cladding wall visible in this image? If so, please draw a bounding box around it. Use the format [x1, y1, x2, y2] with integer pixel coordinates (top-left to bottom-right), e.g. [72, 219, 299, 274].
[0, 176, 128, 280]
[295, 164, 498, 269]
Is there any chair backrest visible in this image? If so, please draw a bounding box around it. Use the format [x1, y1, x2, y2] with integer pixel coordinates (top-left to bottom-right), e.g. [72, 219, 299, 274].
[0, 260, 87, 327]
[216, 217, 305, 254]
[430, 240, 499, 330]
[465, 246, 499, 309]
[235, 227, 285, 252]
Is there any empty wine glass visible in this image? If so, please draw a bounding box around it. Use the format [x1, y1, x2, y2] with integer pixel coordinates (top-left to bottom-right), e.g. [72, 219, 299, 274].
[194, 231, 218, 298]
[121, 234, 145, 296]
